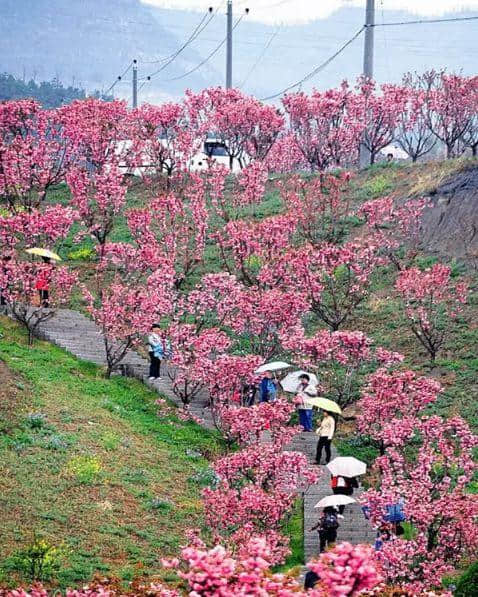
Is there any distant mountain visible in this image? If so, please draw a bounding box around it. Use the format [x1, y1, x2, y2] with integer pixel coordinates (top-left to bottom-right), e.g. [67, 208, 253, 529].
[1, 1, 476, 104]
[0, 0, 220, 103]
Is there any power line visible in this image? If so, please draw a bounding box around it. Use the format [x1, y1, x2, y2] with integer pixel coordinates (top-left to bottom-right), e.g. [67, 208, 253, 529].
[162, 13, 247, 83]
[260, 26, 365, 101]
[138, 4, 221, 66]
[239, 24, 281, 89]
[140, 7, 217, 80]
[374, 14, 478, 27]
[105, 61, 134, 95]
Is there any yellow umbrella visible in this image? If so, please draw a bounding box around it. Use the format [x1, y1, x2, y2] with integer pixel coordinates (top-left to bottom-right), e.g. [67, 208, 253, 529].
[304, 396, 342, 414]
[26, 248, 62, 261]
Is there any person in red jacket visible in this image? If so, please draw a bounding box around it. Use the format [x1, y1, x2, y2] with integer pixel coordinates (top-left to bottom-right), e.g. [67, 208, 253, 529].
[35, 257, 52, 307]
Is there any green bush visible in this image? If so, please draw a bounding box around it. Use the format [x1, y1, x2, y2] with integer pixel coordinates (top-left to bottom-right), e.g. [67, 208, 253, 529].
[4, 534, 66, 582]
[454, 560, 478, 596]
[66, 455, 102, 484]
[67, 247, 95, 261]
[336, 435, 379, 468]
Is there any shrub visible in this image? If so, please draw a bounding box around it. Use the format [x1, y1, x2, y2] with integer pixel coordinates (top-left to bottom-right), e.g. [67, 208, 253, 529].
[189, 467, 220, 488]
[67, 247, 95, 261]
[455, 560, 478, 596]
[44, 434, 69, 451]
[66, 455, 102, 484]
[6, 534, 65, 582]
[26, 413, 47, 430]
[150, 497, 173, 512]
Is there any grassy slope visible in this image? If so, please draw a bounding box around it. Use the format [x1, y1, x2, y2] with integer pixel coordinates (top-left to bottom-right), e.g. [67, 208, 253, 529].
[19, 158, 478, 577]
[0, 318, 222, 589]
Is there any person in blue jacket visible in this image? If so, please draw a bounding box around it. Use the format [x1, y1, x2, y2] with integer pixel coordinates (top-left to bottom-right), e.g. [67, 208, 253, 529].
[259, 370, 277, 402]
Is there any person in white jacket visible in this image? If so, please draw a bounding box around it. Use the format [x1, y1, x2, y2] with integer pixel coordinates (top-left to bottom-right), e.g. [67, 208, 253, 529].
[315, 410, 335, 464]
[295, 373, 317, 432]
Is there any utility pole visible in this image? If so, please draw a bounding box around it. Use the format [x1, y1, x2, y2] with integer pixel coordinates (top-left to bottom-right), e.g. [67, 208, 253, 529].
[363, 0, 375, 79]
[132, 59, 138, 108]
[360, 0, 375, 168]
[226, 1, 233, 88]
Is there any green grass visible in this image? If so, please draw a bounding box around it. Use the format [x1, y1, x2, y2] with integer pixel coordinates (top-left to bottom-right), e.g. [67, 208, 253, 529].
[275, 497, 304, 573]
[0, 317, 222, 588]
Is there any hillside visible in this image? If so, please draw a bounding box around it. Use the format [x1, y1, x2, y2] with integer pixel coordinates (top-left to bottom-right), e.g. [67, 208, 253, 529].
[52, 157, 478, 435]
[0, 319, 221, 589]
[1, 155, 477, 592]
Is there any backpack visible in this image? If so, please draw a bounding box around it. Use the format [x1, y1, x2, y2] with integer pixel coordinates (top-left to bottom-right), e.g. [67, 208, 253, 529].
[322, 513, 339, 530]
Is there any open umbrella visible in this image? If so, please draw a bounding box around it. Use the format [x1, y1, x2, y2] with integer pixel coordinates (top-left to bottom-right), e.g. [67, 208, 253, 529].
[327, 457, 366, 477]
[26, 248, 61, 261]
[280, 370, 318, 393]
[314, 494, 356, 509]
[304, 397, 342, 414]
[255, 361, 291, 374]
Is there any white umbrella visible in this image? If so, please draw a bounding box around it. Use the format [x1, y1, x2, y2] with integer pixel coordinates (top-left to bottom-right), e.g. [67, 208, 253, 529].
[280, 370, 319, 393]
[314, 495, 356, 509]
[255, 361, 291, 374]
[327, 457, 367, 478]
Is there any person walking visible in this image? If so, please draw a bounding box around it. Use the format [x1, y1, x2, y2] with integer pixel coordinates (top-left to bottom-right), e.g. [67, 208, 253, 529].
[259, 370, 277, 403]
[147, 324, 164, 380]
[242, 383, 257, 406]
[295, 373, 316, 432]
[35, 256, 52, 307]
[310, 506, 339, 553]
[330, 475, 357, 516]
[315, 410, 335, 464]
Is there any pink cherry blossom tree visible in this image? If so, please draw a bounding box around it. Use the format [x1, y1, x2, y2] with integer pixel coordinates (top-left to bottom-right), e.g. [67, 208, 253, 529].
[353, 78, 408, 165]
[360, 196, 429, 271]
[281, 325, 403, 408]
[214, 213, 296, 287]
[273, 241, 380, 331]
[357, 368, 441, 448]
[83, 268, 174, 378]
[362, 415, 478, 592]
[283, 82, 363, 171]
[0, 257, 77, 344]
[278, 171, 352, 245]
[126, 172, 209, 289]
[208, 160, 269, 223]
[129, 101, 197, 182]
[58, 98, 131, 169]
[309, 542, 383, 597]
[397, 74, 437, 162]
[461, 75, 478, 156]
[265, 132, 309, 173]
[0, 100, 72, 213]
[395, 263, 468, 362]
[66, 163, 129, 256]
[185, 87, 284, 169]
[202, 441, 317, 563]
[420, 71, 475, 159]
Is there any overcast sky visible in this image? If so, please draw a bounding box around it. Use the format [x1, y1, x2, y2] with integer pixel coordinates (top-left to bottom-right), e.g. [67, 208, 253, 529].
[141, 1, 478, 24]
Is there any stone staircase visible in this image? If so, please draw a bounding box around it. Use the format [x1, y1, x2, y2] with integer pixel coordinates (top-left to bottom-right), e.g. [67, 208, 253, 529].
[288, 433, 375, 560]
[29, 308, 373, 562]
[34, 309, 214, 427]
